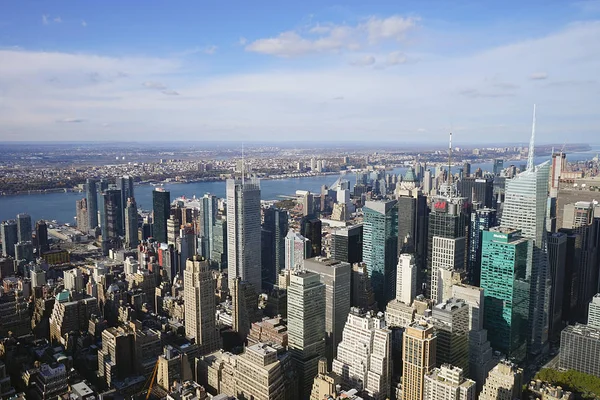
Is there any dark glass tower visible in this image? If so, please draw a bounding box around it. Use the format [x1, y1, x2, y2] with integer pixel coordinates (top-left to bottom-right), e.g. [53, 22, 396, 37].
[300, 216, 322, 258]
[16, 213, 32, 243]
[103, 190, 123, 238]
[125, 197, 139, 248]
[152, 188, 171, 244]
[331, 224, 363, 264]
[469, 207, 497, 286]
[1, 220, 18, 257]
[458, 177, 494, 209]
[36, 220, 49, 253]
[262, 207, 289, 289]
[117, 176, 135, 233]
[86, 178, 99, 229]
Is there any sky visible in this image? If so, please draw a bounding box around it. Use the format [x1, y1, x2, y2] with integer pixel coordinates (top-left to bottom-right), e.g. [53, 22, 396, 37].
[1, 1, 599, 144]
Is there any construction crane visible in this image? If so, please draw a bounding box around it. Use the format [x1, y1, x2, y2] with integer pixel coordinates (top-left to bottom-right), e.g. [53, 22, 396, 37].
[133, 359, 160, 400]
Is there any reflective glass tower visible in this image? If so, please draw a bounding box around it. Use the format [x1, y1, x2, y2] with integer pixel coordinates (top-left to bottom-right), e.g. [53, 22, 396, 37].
[152, 188, 171, 244]
[86, 178, 99, 230]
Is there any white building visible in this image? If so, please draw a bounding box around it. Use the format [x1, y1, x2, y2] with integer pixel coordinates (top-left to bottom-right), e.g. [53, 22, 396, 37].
[64, 268, 84, 292]
[396, 253, 417, 305]
[424, 365, 476, 400]
[479, 360, 523, 400]
[588, 293, 600, 329]
[431, 236, 465, 304]
[284, 229, 310, 271]
[226, 177, 262, 292]
[332, 309, 391, 400]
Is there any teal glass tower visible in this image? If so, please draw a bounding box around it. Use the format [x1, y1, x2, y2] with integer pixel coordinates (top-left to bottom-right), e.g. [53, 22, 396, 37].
[481, 227, 530, 363]
[362, 200, 398, 309]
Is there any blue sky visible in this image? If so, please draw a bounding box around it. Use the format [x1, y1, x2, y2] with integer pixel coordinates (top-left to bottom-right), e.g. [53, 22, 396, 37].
[1, 1, 600, 144]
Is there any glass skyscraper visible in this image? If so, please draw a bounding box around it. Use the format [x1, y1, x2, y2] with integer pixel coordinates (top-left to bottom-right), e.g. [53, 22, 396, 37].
[469, 207, 497, 286]
[86, 178, 98, 230]
[481, 228, 530, 363]
[363, 200, 398, 309]
[152, 188, 171, 244]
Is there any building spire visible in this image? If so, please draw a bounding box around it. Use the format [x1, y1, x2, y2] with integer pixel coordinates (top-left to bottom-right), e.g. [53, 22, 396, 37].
[448, 131, 453, 184]
[241, 142, 245, 185]
[527, 104, 536, 172]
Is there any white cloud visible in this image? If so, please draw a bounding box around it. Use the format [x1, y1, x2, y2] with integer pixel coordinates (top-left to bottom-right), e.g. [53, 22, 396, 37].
[53, 16, 62, 23]
[530, 71, 548, 80]
[245, 15, 418, 57]
[161, 89, 179, 96]
[386, 51, 407, 65]
[82, 20, 87, 27]
[349, 55, 376, 66]
[203, 45, 217, 55]
[239, 37, 247, 45]
[42, 15, 49, 25]
[58, 118, 84, 123]
[143, 81, 167, 90]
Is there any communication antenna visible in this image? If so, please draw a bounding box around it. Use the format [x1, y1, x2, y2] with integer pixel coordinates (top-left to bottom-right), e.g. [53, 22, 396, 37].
[527, 104, 536, 172]
[448, 132, 453, 184]
[241, 142, 245, 184]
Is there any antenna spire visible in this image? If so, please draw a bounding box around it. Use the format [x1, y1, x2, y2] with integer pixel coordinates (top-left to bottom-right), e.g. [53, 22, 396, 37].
[241, 143, 245, 184]
[448, 132, 453, 184]
[527, 104, 536, 172]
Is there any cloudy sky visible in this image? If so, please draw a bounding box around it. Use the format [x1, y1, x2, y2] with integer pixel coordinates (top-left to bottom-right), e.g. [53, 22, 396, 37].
[1, 0, 599, 144]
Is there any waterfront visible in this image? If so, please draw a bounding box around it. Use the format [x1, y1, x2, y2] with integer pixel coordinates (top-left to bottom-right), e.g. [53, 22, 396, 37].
[1, 148, 598, 225]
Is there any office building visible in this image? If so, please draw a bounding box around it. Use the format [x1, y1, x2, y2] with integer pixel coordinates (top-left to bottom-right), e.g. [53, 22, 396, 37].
[396, 253, 417, 305]
[527, 381, 573, 400]
[550, 152, 567, 193]
[304, 257, 351, 363]
[589, 294, 600, 329]
[300, 216, 322, 258]
[103, 189, 123, 238]
[469, 207, 497, 286]
[432, 298, 470, 375]
[479, 360, 523, 400]
[16, 213, 32, 242]
[86, 178, 99, 230]
[125, 197, 139, 248]
[310, 358, 342, 400]
[480, 228, 530, 362]
[287, 270, 326, 400]
[500, 116, 551, 354]
[184, 257, 221, 354]
[97, 326, 136, 387]
[559, 323, 600, 378]
[396, 169, 428, 272]
[547, 232, 567, 339]
[351, 263, 377, 312]
[402, 321, 436, 400]
[331, 224, 363, 264]
[33, 363, 69, 399]
[234, 343, 287, 400]
[332, 309, 392, 400]
[117, 176, 135, 228]
[211, 217, 227, 270]
[262, 207, 289, 288]
[198, 193, 218, 259]
[424, 365, 476, 400]
[285, 230, 311, 271]
[227, 177, 262, 292]
[36, 220, 49, 253]
[363, 200, 398, 309]
[231, 277, 260, 340]
[431, 236, 466, 305]
[493, 159, 504, 176]
[458, 177, 494, 209]
[64, 268, 84, 292]
[153, 188, 171, 244]
[76, 198, 89, 233]
[15, 241, 33, 263]
[49, 295, 98, 345]
[1, 220, 17, 257]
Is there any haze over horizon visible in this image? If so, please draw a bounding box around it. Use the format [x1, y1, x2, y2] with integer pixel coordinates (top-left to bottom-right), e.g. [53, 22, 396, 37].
[1, 1, 599, 143]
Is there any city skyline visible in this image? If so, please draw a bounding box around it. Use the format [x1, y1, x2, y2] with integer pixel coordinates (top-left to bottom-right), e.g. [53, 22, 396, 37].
[1, 1, 599, 142]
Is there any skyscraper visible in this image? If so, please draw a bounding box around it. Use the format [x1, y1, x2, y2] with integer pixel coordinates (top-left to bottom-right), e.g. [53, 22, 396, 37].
[116, 176, 135, 232]
[424, 365, 476, 400]
[363, 200, 398, 309]
[431, 236, 466, 304]
[402, 321, 436, 400]
[493, 159, 504, 176]
[125, 197, 139, 249]
[304, 257, 351, 363]
[300, 216, 322, 258]
[331, 224, 363, 264]
[468, 207, 497, 286]
[589, 294, 600, 329]
[480, 228, 530, 362]
[36, 220, 49, 253]
[103, 189, 123, 238]
[1, 220, 18, 257]
[287, 270, 326, 400]
[332, 309, 392, 400]
[479, 361, 523, 400]
[499, 106, 551, 355]
[396, 253, 417, 305]
[86, 178, 99, 230]
[76, 199, 89, 233]
[152, 188, 171, 244]
[547, 232, 567, 339]
[431, 298, 470, 375]
[227, 177, 262, 292]
[262, 207, 289, 288]
[458, 177, 494, 209]
[16, 213, 32, 243]
[198, 193, 218, 259]
[184, 256, 221, 354]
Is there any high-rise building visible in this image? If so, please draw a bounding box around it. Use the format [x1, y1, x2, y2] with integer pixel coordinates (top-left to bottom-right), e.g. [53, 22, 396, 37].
[480, 228, 530, 362]
[97, 326, 136, 387]
[351, 263, 377, 312]
[1, 220, 17, 257]
[76, 199, 89, 233]
[167, 214, 180, 246]
[49, 294, 98, 345]
[211, 217, 227, 270]
[231, 277, 260, 340]
[559, 323, 600, 377]
[479, 360, 523, 400]
[86, 178, 99, 230]
[16, 213, 32, 243]
[432, 298, 470, 375]
[550, 152, 566, 193]
[424, 365, 476, 400]
[500, 112, 551, 355]
[332, 309, 392, 400]
[198, 194, 218, 259]
[396, 169, 428, 272]
[468, 207, 497, 286]
[234, 343, 288, 400]
[547, 232, 567, 339]
[184, 256, 221, 354]
[117, 176, 135, 232]
[451, 284, 496, 392]
[262, 207, 289, 288]
[402, 321, 436, 400]
[589, 294, 600, 329]
[458, 177, 494, 209]
[310, 358, 341, 400]
[152, 188, 171, 244]
[125, 197, 139, 248]
[396, 253, 417, 305]
[363, 200, 398, 309]
[64, 268, 84, 292]
[227, 177, 262, 292]
[285, 230, 311, 271]
[493, 159, 504, 176]
[287, 270, 326, 400]
[431, 236, 466, 305]
[300, 216, 322, 258]
[304, 257, 351, 363]
[103, 189, 123, 238]
[300, 191, 314, 217]
[36, 220, 49, 253]
[331, 224, 363, 264]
